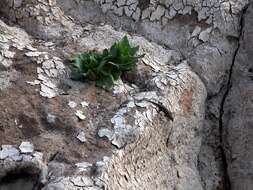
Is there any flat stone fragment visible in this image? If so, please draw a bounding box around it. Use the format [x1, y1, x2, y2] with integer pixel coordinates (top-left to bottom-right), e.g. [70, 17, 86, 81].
[98, 128, 113, 140]
[4, 50, 15, 58]
[81, 101, 89, 107]
[68, 101, 77, 108]
[19, 142, 34, 153]
[75, 110, 86, 120]
[47, 114, 57, 124]
[199, 27, 212, 42]
[40, 83, 57, 98]
[25, 51, 46, 57]
[26, 80, 41, 86]
[11, 155, 23, 161]
[76, 131, 86, 142]
[0, 145, 20, 160]
[75, 162, 93, 172]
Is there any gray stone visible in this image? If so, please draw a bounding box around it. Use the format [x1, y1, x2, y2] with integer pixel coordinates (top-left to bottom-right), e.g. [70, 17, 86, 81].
[0, 145, 20, 160]
[75, 110, 86, 120]
[98, 128, 113, 140]
[76, 131, 86, 142]
[68, 101, 77, 108]
[223, 4, 253, 190]
[198, 27, 212, 42]
[19, 142, 34, 153]
[47, 114, 57, 124]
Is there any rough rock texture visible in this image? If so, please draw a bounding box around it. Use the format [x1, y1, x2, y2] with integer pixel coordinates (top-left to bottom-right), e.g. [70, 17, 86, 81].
[222, 3, 253, 190]
[0, 0, 251, 189]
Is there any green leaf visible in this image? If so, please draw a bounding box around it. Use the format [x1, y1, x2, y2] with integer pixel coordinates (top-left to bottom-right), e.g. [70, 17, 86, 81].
[70, 36, 144, 90]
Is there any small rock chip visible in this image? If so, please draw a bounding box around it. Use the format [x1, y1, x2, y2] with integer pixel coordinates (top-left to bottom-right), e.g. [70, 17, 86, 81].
[26, 80, 40, 86]
[4, 51, 15, 58]
[19, 142, 34, 153]
[25, 51, 46, 57]
[47, 114, 57, 124]
[11, 155, 23, 161]
[76, 131, 86, 143]
[127, 101, 135, 108]
[75, 162, 92, 172]
[81, 101, 89, 107]
[75, 110, 86, 120]
[0, 145, 20, 160]
[33, 151, 43, 160]
[68, 101, 77, 108]
[199, 27, 212, 42]
[98, 128, 113, 141]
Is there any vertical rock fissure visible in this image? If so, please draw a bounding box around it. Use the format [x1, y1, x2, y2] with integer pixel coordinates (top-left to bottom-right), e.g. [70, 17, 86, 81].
[218, 4, 249, 190]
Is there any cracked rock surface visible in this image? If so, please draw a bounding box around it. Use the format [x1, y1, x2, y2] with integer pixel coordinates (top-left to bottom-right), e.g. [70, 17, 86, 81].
[0, 0, 251, 189]
[222, 3, 253, 190]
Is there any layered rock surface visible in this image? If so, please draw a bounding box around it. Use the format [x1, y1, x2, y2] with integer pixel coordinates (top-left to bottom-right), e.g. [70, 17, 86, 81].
[0, 0, 251, 190]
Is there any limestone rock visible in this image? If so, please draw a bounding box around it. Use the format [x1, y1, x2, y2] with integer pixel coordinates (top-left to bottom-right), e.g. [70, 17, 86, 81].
[19, 142, 34, 153]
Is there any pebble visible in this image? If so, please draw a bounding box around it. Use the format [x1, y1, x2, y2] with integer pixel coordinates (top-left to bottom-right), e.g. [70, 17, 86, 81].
[47, 114, 57, 124]
[0, 145, 20, 160]
[75, 110, 86, 120]
[81, 101, 89, 107]
[76, 131, 86, 143]
[98, 128, 113, 140]
[19, 142, 34, 153]
[68, 101, 77, 108]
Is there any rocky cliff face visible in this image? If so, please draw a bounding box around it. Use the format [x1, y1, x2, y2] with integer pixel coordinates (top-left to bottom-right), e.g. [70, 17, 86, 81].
[0, 0, 251, 190]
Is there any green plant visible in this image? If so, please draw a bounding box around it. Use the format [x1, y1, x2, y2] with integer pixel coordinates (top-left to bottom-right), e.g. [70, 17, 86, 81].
[70, 36, 144, 90]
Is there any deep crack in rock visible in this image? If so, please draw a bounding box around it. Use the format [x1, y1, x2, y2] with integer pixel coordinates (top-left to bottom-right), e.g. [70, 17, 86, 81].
[218, 4, 250, 190]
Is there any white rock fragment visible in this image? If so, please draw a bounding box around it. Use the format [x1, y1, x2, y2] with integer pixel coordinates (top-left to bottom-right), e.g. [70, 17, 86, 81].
[25, 51, 46, 57]
[4, 50, 15, 58]
[37, 67, 44, 74]
[40, 84, 57, 98]
[47, 114, 57, 124]
[26, 45, 37, 51]
[145, 109, 153, 122]
[0, 145, 20, 160]
[37, 73, 48, 81]
[26, 80, 40, 86]
[199, 27, 212, 42]
[68, 101, 77, 108]
[77, 131, 86, 142]
[11, 155, 23, 161]
[75, 110, 86, 120]
[111, 115, 125, 126]
[75, 162, 93, 172]
[191, 26, 202, 37]
[81, 101, 89, 107]
[127, 101, 135, 108]
[42, 60, 54, 69]
[98, 128, 113, 140]
[33, 151, 44, 160]
[19, 142, 34, 153]
[44, 41, 54, 47]
[43, 80, 57, 89]
[113, 79, 134, 94]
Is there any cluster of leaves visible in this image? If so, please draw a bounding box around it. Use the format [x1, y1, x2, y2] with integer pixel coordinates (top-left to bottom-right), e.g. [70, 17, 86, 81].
[70, 36, 144, 90]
